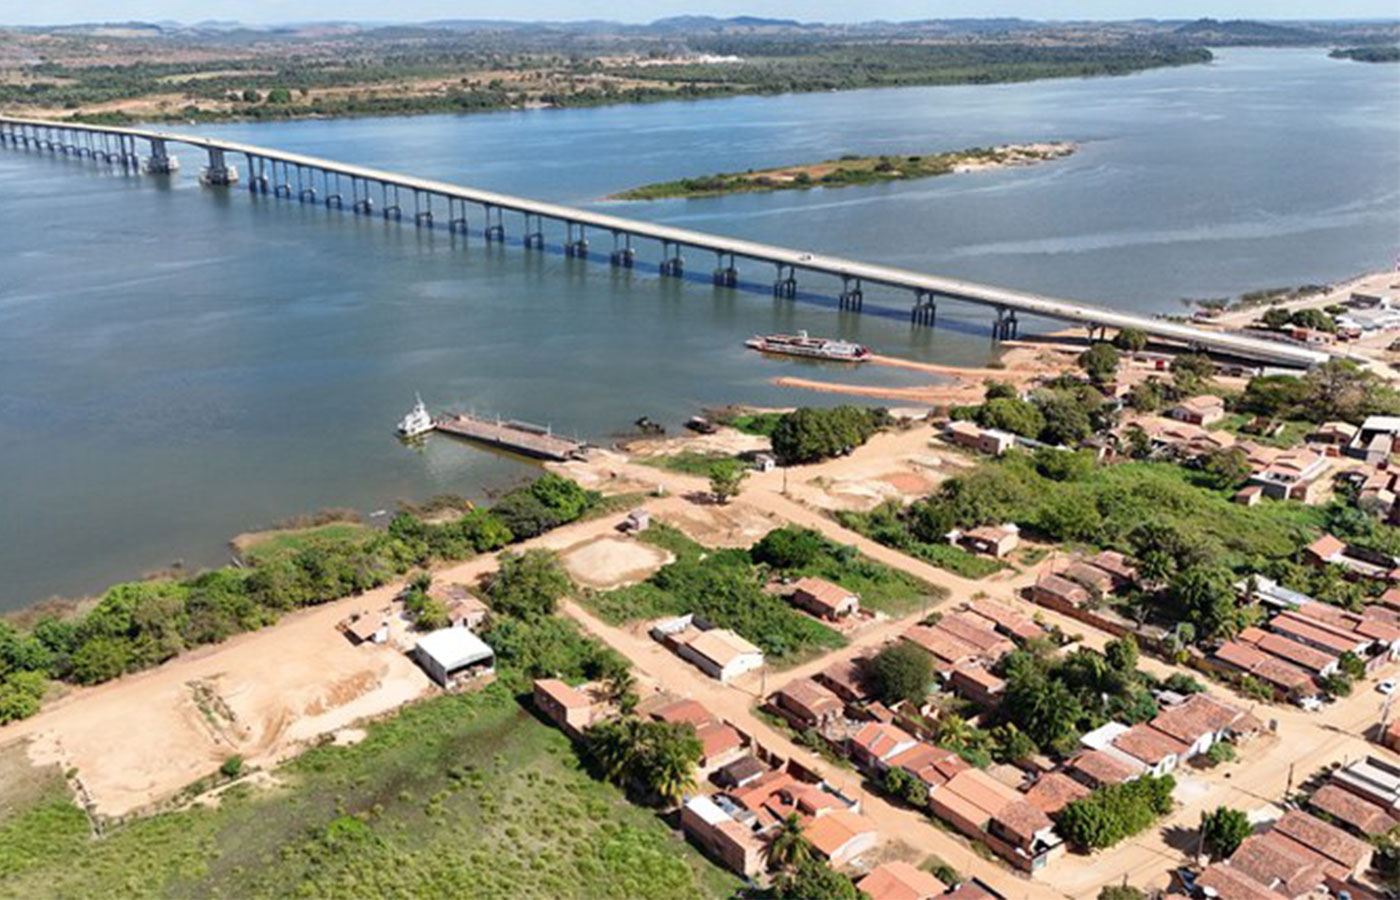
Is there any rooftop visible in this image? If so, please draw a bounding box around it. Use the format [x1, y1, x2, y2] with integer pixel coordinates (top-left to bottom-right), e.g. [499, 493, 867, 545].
[414, 627, 493, 671]
[1023, 771, 1091, 815]
[534, 678, 590, 710]
[686, 628, 763, 667]
[856, 861, 947, 900]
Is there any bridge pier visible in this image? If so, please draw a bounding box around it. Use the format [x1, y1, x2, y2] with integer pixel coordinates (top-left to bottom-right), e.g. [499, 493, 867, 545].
[142, 137, 178, 174]
[484, 206, 505, 242]
[522, 213, 544, 248]
[659, 241, 684, 277]
[911, 290, 937, 327]
[352, 197, 373, 215]
[609, 232, 634, 268]
[564, 222, 588, 258]
[299, 187, 318, 203]
[991, 307, 1019, 342]
[839, 277, 863, 311]
[772, 263, 797, 299]
[198, 148, 239, 185]
[712, 251, 738, 287]
[326, 193, 343, 209]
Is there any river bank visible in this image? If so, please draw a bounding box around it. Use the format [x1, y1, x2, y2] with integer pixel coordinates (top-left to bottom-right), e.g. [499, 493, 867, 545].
[609, 142, 1076, 200]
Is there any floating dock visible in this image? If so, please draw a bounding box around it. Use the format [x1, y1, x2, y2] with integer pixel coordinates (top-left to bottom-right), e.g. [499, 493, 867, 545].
[433, 412, 587, 461]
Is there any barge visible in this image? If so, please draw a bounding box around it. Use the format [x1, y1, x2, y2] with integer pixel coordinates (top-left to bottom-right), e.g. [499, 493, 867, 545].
[434, 411, 587, 461]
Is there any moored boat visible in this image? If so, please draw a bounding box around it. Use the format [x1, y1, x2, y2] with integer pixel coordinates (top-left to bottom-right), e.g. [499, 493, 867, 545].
[745, 330, 870, 362]
[397, 394, 434, 438]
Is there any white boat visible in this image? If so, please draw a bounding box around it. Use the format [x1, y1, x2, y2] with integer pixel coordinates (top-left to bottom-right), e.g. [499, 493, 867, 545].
[397, 394, 434, 438]
[744, 330, 871, 362]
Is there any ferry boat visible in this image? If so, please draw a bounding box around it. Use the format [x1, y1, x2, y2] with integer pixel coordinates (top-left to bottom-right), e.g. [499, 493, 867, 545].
[397, 395, 434, 438]
[745, 330, 871, 362]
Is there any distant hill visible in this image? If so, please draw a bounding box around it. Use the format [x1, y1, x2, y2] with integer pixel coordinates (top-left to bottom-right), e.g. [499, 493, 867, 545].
[1173, 18, 1322, 45]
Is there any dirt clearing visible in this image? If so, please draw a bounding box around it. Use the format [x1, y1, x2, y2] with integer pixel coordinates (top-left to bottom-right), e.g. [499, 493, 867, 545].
[560, 536, 673, 589]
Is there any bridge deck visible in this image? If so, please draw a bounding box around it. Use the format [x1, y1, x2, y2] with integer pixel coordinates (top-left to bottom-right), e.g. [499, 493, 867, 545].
[0, 114, 1329, 368]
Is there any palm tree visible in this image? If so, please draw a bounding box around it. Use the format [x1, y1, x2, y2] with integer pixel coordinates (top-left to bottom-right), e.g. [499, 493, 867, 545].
[764, 813, 814, 872]
[645, 734, 699, 806]
[586, 717, 642, 784]
[936, 713, 974, 751]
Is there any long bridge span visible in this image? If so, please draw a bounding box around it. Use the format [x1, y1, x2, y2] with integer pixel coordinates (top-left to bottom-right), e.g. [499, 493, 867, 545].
[0, 115, 1328, 368]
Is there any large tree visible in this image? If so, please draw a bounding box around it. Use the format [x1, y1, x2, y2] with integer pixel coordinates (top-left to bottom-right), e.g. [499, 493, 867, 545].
[708, 458, 748, 504]
[1201, 806, 1252, 859]
[869, 641, 933, 706]
[1078, 342, 1122, 384]
[487, 549, 573, 619]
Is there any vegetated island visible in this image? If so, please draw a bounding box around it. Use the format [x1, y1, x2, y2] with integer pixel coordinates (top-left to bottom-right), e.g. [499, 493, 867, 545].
[609, 141, 1076, 200]
[1329, 45, 1400, 63]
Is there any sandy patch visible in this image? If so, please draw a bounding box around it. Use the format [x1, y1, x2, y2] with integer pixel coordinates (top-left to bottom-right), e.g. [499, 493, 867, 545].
[878, 471, 935, 495]
[560, 536, 673, 590]
[10, 589, 432, 818]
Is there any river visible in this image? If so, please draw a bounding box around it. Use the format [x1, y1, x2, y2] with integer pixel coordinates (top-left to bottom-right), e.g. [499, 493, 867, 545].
[1, 46, 1397, 611]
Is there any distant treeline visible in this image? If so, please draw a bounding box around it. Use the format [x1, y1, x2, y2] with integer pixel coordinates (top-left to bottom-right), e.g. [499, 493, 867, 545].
[1330, 45, 1400, 63]
[2, 40, 1213, 125]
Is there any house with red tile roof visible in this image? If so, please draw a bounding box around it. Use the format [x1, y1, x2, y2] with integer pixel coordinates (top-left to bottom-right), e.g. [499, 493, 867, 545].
[936, 613, 1016, 660]
[770, 677, 844, 730]
[885, 741, 970, 793]
[948, 663, 1006, 709]
[856, 860, 947, 900]
[1022, 772, 1091, 816]
[789, 577, 861, 621]
[805, 808, 879, 867]
[1147, 693, 1255, 759]
[1029, 573, 1091, 612]
[1195, 863, 1290, 900]
[679, 794, 765, 878]
[816, 655, 873, 704]
[1307, 783, 1399, 837]
[849, 721, 918, 771]
[1271, 809, 1372, 878]
[964, 598, 1045, 643]
[928, 769, 1062, 872]
[1245, 631, 1340, 677]
[1210, 639, 1320, 702]
[1169, 393, 1226, 426]
[650, 698, 746, 772]
[901, 624, 982, 672]
[532, 678, 595, 737]
[1227, 831, 1334, 897]
[1061, 561, 1114, 599]
[1065, 749, 1139, 789]
[1111, 723, 1189, 776]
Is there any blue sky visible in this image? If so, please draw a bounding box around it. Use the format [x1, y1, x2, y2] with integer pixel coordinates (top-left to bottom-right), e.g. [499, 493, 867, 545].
[5, 1, 1397, 27]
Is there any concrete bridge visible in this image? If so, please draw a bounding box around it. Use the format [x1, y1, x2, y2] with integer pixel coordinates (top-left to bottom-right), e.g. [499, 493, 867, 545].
[0, 115, 1329, 368]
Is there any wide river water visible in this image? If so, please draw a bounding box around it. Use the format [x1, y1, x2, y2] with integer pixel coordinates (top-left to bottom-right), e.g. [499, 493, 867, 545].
[1, 47, 1397, 611]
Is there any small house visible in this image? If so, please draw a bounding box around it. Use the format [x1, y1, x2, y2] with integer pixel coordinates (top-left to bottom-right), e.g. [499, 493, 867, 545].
[856, 861, 948, 900]
[771, 677, 844, 729]
[945, 421, 1016, 457]
[430, 582, 490, 631]
[954, 523, 1020, 558]
[1168, 394, 1226, 427]
[341, 612, 388, 646]
[789, 577, 861, 621]
[1029, 574, 1090, 611]
[533, 678, 594, 737]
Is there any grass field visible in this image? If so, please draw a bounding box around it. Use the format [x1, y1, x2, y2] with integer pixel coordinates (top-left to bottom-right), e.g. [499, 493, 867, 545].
[0, 688, 738, 899]
[635, 452, 735, 478]
[235, 522, 370, 565]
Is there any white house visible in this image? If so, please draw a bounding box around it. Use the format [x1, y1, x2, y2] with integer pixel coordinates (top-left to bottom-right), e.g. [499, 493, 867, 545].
[678, 629, 764, 683]
[413, 627, 495, 687]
